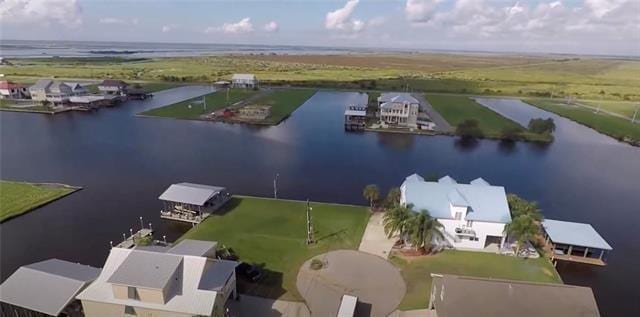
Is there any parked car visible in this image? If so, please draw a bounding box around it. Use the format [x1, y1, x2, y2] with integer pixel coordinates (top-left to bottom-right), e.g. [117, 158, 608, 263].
[236, 262, 264, 282]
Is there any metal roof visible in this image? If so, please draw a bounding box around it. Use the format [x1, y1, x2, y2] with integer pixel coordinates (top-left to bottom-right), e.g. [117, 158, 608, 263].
[30, 79, 53, 90]
[379, 92, 419, 105]
[232, 74, 256, 80]
[168, 239, 218, 257]
[198, 260, 238, 291]
[344, 109, 366, 116]
[158, 182, 226, 206]
[402, 174, 511, 223]
[432, 274, 600, 317]
[0, 259, 100, 316]
[543, 219, 612, 250]
[107, 250, 183, 289]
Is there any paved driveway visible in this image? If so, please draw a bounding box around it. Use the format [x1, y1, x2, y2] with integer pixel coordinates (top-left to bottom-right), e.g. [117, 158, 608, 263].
[358, 212, 396, 259]
[227, 295, 310, 317]
[297, 250, 406, 317]
[412, 93, 453, 132]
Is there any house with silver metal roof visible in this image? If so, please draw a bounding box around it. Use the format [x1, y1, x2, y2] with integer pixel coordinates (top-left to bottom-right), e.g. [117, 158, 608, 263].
[76, 239, 238, 317]
[542, 219, 612, 266]
[159, 182, 231, 224]
[378, 92, 420, 128]
[231, 73, 258, 88]
[28, 79, 73, 104]
[400, 174, 512, 251]
[0, 259, 100, 317]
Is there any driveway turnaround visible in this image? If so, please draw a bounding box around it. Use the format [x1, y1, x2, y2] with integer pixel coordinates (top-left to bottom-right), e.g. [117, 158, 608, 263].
[297, 250, 406, 317]
[412, 93, 453, 132]
[227, 295, 310, 317]
[358, 212, 396, 259]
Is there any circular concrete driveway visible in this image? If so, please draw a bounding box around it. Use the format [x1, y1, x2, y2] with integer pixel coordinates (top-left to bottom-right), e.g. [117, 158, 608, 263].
[296, 250, 406, 317]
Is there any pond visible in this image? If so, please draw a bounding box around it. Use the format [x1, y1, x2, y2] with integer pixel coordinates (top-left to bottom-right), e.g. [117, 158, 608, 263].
[1, 88, 638, 316]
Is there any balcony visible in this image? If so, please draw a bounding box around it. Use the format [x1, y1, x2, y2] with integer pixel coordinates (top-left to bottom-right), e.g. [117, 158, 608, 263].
[455, 226, 476, 237]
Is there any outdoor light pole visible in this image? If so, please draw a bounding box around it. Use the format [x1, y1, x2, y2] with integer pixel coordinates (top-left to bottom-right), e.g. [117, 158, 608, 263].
[306, 199, 314, 245]
[139, 216, 144, 230]
[273, 173, 279, 199]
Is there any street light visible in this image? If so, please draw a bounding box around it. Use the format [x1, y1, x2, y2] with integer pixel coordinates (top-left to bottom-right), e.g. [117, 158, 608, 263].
[273, 173, 280, 199]
[139, 216, 144, 230]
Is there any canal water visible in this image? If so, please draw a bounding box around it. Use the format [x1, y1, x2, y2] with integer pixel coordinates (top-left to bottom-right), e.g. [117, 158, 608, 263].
[1, 88, 638, 316]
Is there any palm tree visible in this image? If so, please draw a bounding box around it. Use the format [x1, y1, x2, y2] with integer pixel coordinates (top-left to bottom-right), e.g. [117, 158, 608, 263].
[504, 214, 539, 256]
[405, 209, 444, 253]
[383, 204, 413, 243]
[507, 194, 543, 222]
[384, 187, 401, 209]
[362, 184, 380, 210]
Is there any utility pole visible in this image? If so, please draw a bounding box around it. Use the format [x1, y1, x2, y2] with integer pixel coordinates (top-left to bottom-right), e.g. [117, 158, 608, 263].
[306, 199, 314, 245]
[203, 95, 207, 111]
[226, 87, 230, 104]
[632, 105, 639, 124]
[273, 173, 279, 199]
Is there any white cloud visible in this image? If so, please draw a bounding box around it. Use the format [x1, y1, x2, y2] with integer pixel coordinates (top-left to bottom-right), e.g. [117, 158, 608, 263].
[263, 21, 279, 32]
[325, 0, 365, 32]
[222, 17, 254, 34]
[405, 0, 444, 23]
[585, 0, 628, 18]
[162, 24, 179, 33]
[99, 17, 138, 26]
[0, 0, 82, 27]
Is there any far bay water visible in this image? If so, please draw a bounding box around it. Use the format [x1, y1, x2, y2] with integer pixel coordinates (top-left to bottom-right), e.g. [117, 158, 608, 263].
[1, 87, 639, 316]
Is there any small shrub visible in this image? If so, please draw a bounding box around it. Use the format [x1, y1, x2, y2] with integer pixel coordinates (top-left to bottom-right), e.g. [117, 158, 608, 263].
[310, 258, 324, 270]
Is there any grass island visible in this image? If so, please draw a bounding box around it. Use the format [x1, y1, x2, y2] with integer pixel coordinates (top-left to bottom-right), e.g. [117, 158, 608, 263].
[0, 180, 81, 222]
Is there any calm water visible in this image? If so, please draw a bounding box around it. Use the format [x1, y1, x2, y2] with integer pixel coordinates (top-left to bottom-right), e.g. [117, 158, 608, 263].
[1, 88, 639, 316]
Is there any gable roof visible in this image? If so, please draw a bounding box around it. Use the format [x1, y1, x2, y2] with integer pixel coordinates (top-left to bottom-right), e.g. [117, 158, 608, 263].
[0, 259, 100, 316]
[0, 81, 27, 89]
[107, 250, 182, 289]
[30, 79, 53, 90]
[379, 92, 419, 105]
[543, 219, 612, 250]
[159, 182, 226, 206]
[401, 174, 511, 223]
[431, 274, 600, 317]
[98, 79, 128, 87]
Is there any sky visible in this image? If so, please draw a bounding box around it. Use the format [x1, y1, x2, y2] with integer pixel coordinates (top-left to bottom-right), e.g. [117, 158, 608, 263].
[0, 0, 638, 56]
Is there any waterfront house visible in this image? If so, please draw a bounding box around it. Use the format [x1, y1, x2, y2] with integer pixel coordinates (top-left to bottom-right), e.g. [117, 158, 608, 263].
[0, 81, 29, 99]
[237, 105, 271, 120]
[400, 174, 511, 251]
[231, 74, 258, 89]
[76, 239, 238, 317]
[98, 80, 128, 95]
[64, 82, 87, 95]
[0, 259, 100, 317]
[159, 182, 231, 224]
[378, 93, 420, 128]
[29, 79, 73, 104]
[428, 274, 601, 317]
[344, 104, 368, 131]
[542, 219, 612, 266]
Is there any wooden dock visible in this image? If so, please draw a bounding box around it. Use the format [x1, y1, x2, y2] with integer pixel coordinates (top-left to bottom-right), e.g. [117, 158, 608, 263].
[114, 228, 153, 249]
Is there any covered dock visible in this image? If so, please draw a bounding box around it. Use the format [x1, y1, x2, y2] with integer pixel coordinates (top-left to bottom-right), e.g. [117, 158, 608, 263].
[344, 104, 367, 131]
[159, 182, 231, 224]
[542, 219, 612, 266]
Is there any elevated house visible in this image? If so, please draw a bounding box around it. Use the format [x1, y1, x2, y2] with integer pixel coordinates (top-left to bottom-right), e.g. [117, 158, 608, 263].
[378, 93, 420, 128]
[98, 80, 128, 95]
[76, 239, 238, 317]
[0, 259, 100, 317]
[64, 82, 87, 95]
[400, 174, 511, 251]
[29, 80, 73, 104]
[344, 104, 368, 131]
[429, 274, 601, 317]
[0, 81, 29, 99]
[231, 74, 258, 89]
[159, 183, 231, 224]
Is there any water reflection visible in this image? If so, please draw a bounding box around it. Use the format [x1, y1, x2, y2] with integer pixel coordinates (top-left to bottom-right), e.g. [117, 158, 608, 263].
[376, 133, 415, 150]
[497, 140, 518, 154]
[453, 137, 480, 151]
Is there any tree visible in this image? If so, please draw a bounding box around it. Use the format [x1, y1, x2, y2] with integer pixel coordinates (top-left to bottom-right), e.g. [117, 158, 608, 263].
[362, 184, 380, 210]
[456, 119, 484, 139]
[504, 214, 539, 256]
[384, 187, 401, 209]
[507, 194, 543, 222]
[528, 118, 556, 134]
[405, 209, 444, 252]
[382, 204, 413, 243]
[500, 126, 522, 141]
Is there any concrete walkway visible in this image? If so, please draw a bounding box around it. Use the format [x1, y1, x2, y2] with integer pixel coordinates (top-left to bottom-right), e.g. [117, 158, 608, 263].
[358, 212, 396, 259]
[412, 93, 453, 133]
[227, 295, 310, 317]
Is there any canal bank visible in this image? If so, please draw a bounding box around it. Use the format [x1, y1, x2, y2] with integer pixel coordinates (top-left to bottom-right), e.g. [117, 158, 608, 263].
[0, 89, 639, 316]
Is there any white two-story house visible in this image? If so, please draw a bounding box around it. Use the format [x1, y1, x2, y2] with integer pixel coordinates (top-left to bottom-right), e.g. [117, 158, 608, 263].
[378, 93, 420, 128]
[400, 174, 512, 251]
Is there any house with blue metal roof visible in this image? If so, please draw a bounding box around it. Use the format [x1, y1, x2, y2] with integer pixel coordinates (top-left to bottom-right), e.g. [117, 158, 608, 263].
[400, 174, 512, 251]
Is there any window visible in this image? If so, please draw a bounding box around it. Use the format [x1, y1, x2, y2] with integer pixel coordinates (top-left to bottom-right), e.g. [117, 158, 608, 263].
[454, 212, 462, 220]
[466, 220, 473, 227]
[124, 306, 137, 316]
[127, 286, 139, 300]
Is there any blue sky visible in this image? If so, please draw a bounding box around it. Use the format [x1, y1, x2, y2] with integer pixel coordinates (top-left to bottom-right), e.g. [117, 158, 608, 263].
[1, 0, 638, 55]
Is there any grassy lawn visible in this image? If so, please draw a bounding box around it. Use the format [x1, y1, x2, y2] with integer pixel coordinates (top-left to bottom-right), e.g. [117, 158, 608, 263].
[426, 94, 549, 141]
[139, 89, 258, 119]
[179, 196, 369, 300]
[390, 250, 562, 310]
[579, 100, 639, 119]
[0, 181, 80, 222]
[527, 99, 640, 143]
[250, 88, 316, 124]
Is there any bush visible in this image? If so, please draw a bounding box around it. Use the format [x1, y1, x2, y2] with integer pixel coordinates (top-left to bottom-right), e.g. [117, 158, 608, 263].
[501, 126, 522, 141]
[310, 258, 324, 270]
[528, 118, 556, 134]
[456, 119, 484, 139]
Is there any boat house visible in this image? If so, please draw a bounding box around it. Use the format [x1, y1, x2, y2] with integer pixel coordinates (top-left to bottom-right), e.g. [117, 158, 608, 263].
[98, 80, 129, 95]
[159, 183, 231, 224]
[542, 219, 612, 266]
[0, 259, 100, 317]
[344, 104, 367, 131]
[231, 74, 258, 89]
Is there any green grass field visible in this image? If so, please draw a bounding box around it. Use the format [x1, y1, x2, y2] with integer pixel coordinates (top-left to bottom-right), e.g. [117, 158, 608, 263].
[425, 94, 549, 141]
[250, 88, 316, 124]
[179, 196, 369, 300]
[526, 99, 640, 144]
[139, 89, 258, 119]
[390, 251, 562, 310]
[580, 100, 639, 118]
[0, 181, 80, 222]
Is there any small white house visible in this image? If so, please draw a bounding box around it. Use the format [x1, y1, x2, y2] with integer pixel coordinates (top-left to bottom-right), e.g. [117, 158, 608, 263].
[231, 74, 258, 89]
[400, 174, 512, 251]
[378, 93, 420, 128]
